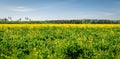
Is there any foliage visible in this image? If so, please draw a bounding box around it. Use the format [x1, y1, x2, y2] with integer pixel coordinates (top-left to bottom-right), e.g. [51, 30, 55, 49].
[0, 19, 120, 24]
[0, 24, 120, 59]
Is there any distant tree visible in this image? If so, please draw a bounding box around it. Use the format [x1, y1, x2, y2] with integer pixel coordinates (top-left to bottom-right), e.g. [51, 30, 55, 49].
[25, 17, 29, 21]
[82, 19, 87, 24]
[8, 17, 12, 21]
[4, 18, 8, 22]
[25, 17, 32, 21]
[18, 18, 22, 21]
[29, 19, 31, 21]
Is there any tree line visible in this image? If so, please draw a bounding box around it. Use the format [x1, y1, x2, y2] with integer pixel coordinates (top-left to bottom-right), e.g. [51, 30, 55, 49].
[0, 18, 120, 24]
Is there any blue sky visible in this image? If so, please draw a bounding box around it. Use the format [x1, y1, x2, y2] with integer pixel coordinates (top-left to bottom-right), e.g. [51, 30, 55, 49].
[0, 0, 120, 20]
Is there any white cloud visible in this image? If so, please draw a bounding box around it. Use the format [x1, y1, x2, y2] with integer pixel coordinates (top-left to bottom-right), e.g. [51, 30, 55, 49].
[100, 12, 114, 16]
[10, 6, 35, 12]
[16, 6, 25, 9]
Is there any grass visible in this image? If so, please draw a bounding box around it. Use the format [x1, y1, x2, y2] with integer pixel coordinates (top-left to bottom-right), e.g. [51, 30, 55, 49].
[0, 24, 120, 59]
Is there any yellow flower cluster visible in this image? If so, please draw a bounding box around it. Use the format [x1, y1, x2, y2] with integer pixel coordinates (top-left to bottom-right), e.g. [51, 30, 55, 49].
[0, 24, 120, 28]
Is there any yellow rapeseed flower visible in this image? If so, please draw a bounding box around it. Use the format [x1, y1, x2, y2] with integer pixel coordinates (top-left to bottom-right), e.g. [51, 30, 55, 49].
[0, 24, 120, 28]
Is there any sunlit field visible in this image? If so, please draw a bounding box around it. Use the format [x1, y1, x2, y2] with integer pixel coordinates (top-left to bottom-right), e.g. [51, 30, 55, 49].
[0, 24, 120, 27]
[0, 24, 120, 59]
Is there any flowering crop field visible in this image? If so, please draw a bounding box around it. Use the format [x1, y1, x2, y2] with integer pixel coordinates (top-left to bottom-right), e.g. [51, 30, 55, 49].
[0, 24, 120, 59]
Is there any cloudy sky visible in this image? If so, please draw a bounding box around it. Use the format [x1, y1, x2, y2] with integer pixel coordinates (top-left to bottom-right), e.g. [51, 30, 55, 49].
[0, 0, 120, 20]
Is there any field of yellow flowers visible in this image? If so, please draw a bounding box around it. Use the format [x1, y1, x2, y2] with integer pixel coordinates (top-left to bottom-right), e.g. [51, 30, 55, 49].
[0, 24, 120, 59]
